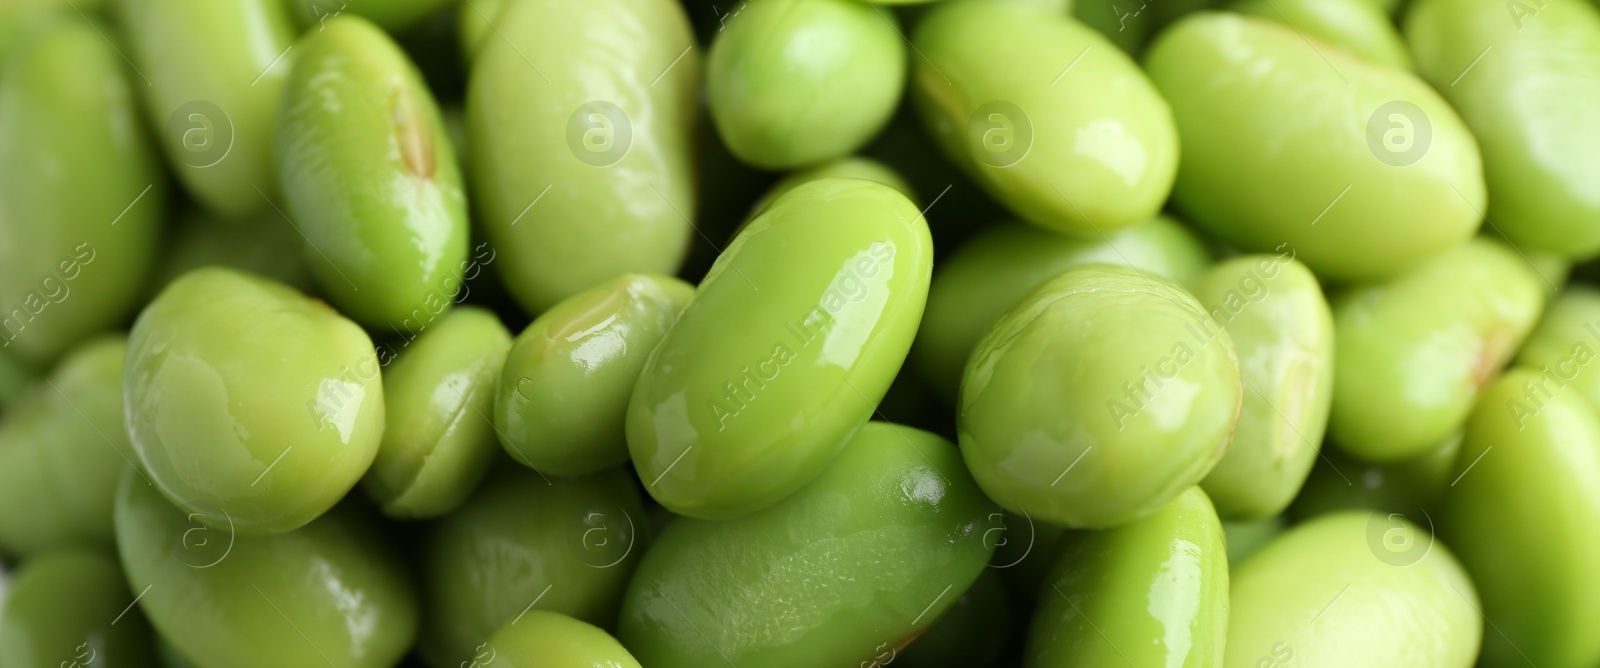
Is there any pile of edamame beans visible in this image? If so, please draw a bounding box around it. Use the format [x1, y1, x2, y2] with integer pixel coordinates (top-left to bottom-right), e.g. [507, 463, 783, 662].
[1, 0, 1597, 665]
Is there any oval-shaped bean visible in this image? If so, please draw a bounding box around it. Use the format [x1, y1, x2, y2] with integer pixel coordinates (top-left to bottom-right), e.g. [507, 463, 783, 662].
[747, 156, 917, 220]
[627, 178, 932, 519]
[1516, 284, 1600, 412]
[1025, 487, 1228, 667]
[959, 265, 1241, 529]
[1288, 433, 1459, 522]
[0, 548, 156, 668]
[913, 216, 1211, 401]
[285, 0, 453, 32]
[118, 0, 296, 218]
[125, 267, 384, 535]
[1442, 367, 1600, 668]
[913, 0, 1177, 235]
[480, 611, 642, 668]
[1232, 0, 1412, 69]
[363, 306, 510, 518]
[1329, 238, 1544, 462]
[419, 466, 647, 667]
[1227, 512, 1480, 668]
[1407, 0, 1600, 258]
[153, 211, 315, 294]
[278, 15, 468, 327]
[895, 570, 1011, 668]
[1145, 12, 1483, 280]
[115, 469, 418, 668]
[0, 337, 135, 557]
[1194, 253, 1334, 519]
[497, 274, 694, 478]
[0, 19, 164, 366]
[468, 0, 698, 313]
[708, 0, 904, 169]
[618, 422, 996, 667]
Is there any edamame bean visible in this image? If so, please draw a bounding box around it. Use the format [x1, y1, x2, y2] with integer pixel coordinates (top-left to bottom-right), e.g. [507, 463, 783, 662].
[456, 0, 508, 60]
[278, 15, 468, 327]
[1194, 254, 1334, 520]
[118, 0, 296, 218]
[467, 0, 699, 313]
[154, 211, 315, 294]
[1442, 367, 1600, 668]
[0, 19, 164, 366]
[708, 0, 905, 169]
[125, 268, 384, 535]
[627, 178, 932, 519]
[496, 274, 694, 478]
[1407, 0, 1600, 258]
[1516, 285, 1600, 412]
[895, 571, 1012, 668]
[617, 423, 996, 667]
[1145, 12, 1484, 280]
[115, 469, 418, 668]
[959, 265, 1241, 529]
[1232, 0, 1412, 69]
[1226, 512, 1481, 668]
[0, 337, 135, 557]
[0, 548, 156, 668]
[913, 216, 1211, 401]
[419, 466, 647, 667]
[479, 611, 642, 668]
[285, 0, 453, 32]
[913, 0, 1178, 235]
[363, 306, 510, 518]
[747, 156, 918, 219]
[1329, 238, 1544, 462]
[1025, 487, 1228, 667]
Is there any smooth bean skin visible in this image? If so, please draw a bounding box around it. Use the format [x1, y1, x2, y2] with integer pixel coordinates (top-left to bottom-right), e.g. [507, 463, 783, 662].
[747, 156, 918, 219]
[618, 423, 996, 667]
[913, 0, 1177, 235]
[419, 467, 647, 667]
[456, 0, 508, 60]
[913, 216, 1211, 401]
[895, 570, 1011, 668]
[154, 211, 315, 294]
[0, 19, 164, 366]
[496, 274, 694, 478]
[1195, 254, 1334, 520]
[1289, 433, 1459, 522]
[1226, 512, 1481, 668]
[1407, 0, 1600, 258]
[115, 470, 418, 668]
[125, 268, 385, 535]
[286, 0, 454, 32]
[468, 0, 698, 314]
[0, 337, 134, 557]
[0, 549, 156, 668]
[1232, 0, 1412, 69]
[278, 16, 468, 327]
[363, 307, 510, 518]
[1329, 238, 1544, 462]
[1145, 13, 1484, 281]
[959, 265, 1242, 529]
[1442, 367, 1600, 668]
[1025, 487, 1228, 668]
[628, 179, 932, 519]
[479, 611, 642, 668]
[117, 0, 295, 218]
[708, 0, 904, 169]
[1516, 285, 1600, 412]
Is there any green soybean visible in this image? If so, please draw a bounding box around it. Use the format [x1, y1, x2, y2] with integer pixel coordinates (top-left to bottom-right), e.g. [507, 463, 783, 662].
[1025, 487, 1228, 668]
[278, 15, 468, 327]
[286, 0, 455, 32]
[468, 0, 699, 313]
[913, 0, 1178, 235]
[125, 268, 384, 535]
[480, 611, 643, 668]
[1194, 254, 1334, 520]
[496, 273, 694, 478]
[617, 422, 996, 667]
[708, 0, 905, 169]
[1145, 12, 1484, 281]
[363, 306, 510, 519]
[627, 178, 932, 520]
[0, 548, 157, 668]
[0, 337, 135, 557]
[1232, 0, 1412, 69]
[1407, 0, 1600, 259]
[118, 0, 296, 218]
[913, 216, 1211, 401]
[154, 211, 315, 294]
[0, 19, 164, 366]
[419, 466, 647, 667]
[1226, 512, 1481, 668]
[1442, 367, 1600, 668]
[748, 156, 918, 219]
[1329, 238, 1544, 462]
[1516, 284, 1600, 413]
[895, 571, 1012, 668]
[959, 265, 1241, 529]
[456, 0, 509, 60]
[115, 470, 418, 668]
